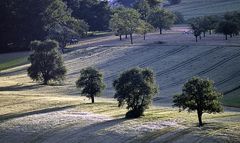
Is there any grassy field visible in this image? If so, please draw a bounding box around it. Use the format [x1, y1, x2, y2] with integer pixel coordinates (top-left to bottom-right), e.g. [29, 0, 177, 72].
[167, 0, 240, 19]
[0, 93, 239, 142]
[1, 26, 240, 142]
[0, 52, 29, 71]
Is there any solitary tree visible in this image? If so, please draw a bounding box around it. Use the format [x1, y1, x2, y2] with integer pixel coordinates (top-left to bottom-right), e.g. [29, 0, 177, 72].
[76, 67, 105, 104]
[137, 20, 154, 40]
[113, 68, 158, 118]
[173, 77, 223, 127]
[216, 21, 238, 40]
[148, 8, 175, 34]
[28, 40, 66, 85]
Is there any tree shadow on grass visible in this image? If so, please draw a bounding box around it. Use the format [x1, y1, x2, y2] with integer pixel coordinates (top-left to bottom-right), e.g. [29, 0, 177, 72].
[0, 84, 42, 91]
[0, 104, 81, 123]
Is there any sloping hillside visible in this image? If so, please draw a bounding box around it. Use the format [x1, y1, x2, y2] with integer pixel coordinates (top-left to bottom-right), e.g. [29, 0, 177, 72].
[167, 0, 240, 19]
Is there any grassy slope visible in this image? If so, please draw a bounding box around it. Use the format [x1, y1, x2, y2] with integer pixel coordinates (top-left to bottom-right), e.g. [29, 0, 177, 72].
[0, 52, 29, 71]
[167, 0, 240, 19]
[0, 94, 239, 142]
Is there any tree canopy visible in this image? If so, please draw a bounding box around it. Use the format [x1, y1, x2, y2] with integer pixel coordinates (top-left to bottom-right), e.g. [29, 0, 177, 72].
[28, 40, 66, 85]
[148, 8, 175, 34]
[173, 77, 223, 127]
[113, 67, 158, 118]
[76, 67, 105, 103]
[0, 0, 88, 53]
[110, 8, 141, 44]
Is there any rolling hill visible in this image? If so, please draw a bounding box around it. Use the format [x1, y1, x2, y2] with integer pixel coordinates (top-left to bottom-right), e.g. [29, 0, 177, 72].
[166, 0, 240, 19]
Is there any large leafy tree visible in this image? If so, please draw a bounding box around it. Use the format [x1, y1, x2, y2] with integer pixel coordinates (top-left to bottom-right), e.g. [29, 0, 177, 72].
[148, 8, 175, 34]
[173, 77, 223, 127]
[28, 40, 66, 85]
[76, 67, 105, 104]
[113, 68, 158, 118]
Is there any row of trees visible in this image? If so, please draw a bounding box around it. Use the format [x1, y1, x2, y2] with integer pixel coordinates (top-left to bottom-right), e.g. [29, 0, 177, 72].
[27, 40, 223, 127]
[110, 0, 176, 44]
[189, 11, 240, 42]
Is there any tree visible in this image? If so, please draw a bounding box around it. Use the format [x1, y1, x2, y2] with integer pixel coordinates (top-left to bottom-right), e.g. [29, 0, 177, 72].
[76, 67, 105, 104]
[28, 40, 66, 85]
[64, 0, 111, 31]
[224, 11, 240, 34]
[113, 68, 158, 118]
[0, 0, 86, 53]
[134, 0, 151, 21]
[44, 0, 89, 52]
[109, 9, 126, 41]
[148, 8, 175, 34]
[137, 20, 154, 40]
[188, 17, 202, 42]
[216, 21, 238, 40]
[110, 8, 141, 44]
[173, 77, 223, 127]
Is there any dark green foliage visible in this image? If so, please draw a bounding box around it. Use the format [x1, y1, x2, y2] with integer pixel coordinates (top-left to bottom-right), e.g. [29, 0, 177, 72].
[173, 77, 223, 127]
[76, 67, 105, 103]
[28, 40, 66, 85]
[0, 0, 88, 53]
[64, 0, 111, 31]
[216, 21, 238, 40]
[113, 68, 158, 118]
[148, 8, 175, 34]
[134, 0, 151, 20]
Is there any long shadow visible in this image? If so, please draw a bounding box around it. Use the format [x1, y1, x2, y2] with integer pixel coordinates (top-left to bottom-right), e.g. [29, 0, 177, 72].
[0, 104, 80, 123]
[0, 84, 42, 91]
[51, 117, 128, 142]
[0, 66, 27, 77]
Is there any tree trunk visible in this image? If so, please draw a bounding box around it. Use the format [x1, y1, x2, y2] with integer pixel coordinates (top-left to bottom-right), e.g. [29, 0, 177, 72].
[130, 33, 133, 44]
[195, 36, 198, 42]
[197, 110, 203, 127]
[225, 34, 228, 40]
[125, 34, 128, 39]
[91, 95, 95, 103]
[144, 33, 146, 40]
[209, 30, 212, 35]
[230, 34, 233, 38]
[203, 32, 206, 37]
[119, 35, 122, 41]
[160, 28, 162, 35]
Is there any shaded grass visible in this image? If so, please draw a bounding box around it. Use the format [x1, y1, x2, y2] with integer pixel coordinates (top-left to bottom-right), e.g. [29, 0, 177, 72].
[0, 56, 28, 71]
[0, 94, 239, 142]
